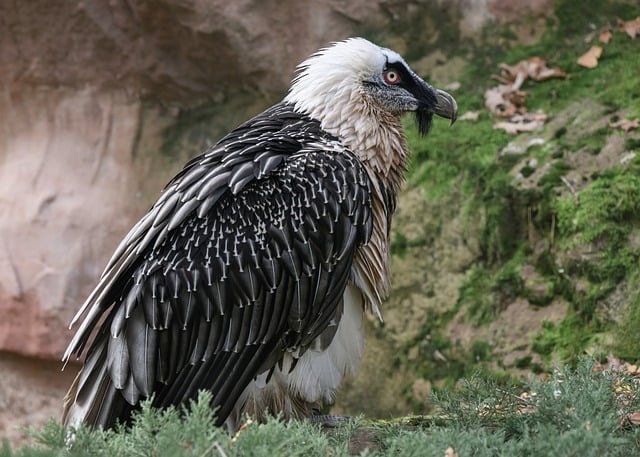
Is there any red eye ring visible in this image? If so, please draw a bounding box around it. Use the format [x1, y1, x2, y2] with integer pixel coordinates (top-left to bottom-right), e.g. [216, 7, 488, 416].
[384, 70, 400, 85]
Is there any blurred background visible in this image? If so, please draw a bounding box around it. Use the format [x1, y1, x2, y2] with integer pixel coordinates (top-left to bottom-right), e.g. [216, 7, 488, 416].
[1, 0, 639, 447]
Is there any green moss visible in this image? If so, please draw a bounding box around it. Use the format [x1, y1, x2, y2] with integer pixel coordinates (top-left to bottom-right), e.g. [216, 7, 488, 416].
[405, 103, 509, 202]
[554, 171, 640, 286]
[519, 164, 535, 178]
[612, 273, 640, 362]
[553, 126, 567, 139]
[458, 255, 526, 325]
[537, 160, 570, 192]
[390, 230, 429, 257]
[457, 266, 495, 324]
[625, 138, 640, 151]
[399, 0, 640, 383]
[513, 355, 533, 369]
[470, 340, 493, 362]
[532, 314, 599, 362]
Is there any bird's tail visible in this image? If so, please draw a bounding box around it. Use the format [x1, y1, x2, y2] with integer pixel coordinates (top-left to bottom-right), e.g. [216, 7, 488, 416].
[62, 340, 133, 429]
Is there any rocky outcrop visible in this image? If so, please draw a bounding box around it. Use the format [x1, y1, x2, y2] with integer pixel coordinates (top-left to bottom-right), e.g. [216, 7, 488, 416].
[0, 0, 557, 362]
[0, 0, 399, 360]
[0, 0, 558, 444]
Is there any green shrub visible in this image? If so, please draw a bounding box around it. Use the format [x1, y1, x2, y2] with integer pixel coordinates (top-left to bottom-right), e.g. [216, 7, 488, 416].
[4, 360, 639, 456]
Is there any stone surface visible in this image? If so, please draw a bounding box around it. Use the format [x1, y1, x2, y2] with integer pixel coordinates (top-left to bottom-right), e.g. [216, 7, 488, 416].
[0, 89, 145, 359]
[0, 0, 559, 446]
[0, 0, 406, 361]
[336, 185, 484, 416]
[0, 352, 80, 447]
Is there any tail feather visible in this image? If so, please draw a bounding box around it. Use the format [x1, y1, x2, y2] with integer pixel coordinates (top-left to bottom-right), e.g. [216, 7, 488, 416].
[62, 340, 135, 429]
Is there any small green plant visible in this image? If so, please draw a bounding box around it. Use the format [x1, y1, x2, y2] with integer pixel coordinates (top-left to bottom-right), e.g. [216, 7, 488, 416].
[420, 359, 640, 456]
[457, 255, 526, 325]
[4, 360, 639, 456]
[470, 340, 492, 362]
[532, 314, 600, 362]
[612, 273, 640, 362]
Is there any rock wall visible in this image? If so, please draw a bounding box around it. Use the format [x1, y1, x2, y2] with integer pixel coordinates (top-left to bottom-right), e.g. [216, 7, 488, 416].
[0, 0, 556, 444]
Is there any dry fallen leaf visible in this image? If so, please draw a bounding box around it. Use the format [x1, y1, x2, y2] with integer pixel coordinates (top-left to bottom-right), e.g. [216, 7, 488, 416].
[497, 57, 566, 83]
[486, 57, 565, 120]
[577, 46, 603, 68]
[485, 85, 528, 118]
[599, 30, 613, 43]
[493, 113, 547, 135]
[627, 412, 640, 425]
[459, 111, 480, 121]
[445, 447, 459, 457]
[610, 118, 639, 132]
[494, 120, 540, 135]
[618, 16, 640, 39]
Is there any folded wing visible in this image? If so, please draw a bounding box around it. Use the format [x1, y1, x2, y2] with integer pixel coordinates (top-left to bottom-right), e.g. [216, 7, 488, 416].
[62, 103, 373, 428]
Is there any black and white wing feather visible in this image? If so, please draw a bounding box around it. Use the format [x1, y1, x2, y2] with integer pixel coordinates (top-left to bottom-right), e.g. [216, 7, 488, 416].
[62, 102, 373, 428]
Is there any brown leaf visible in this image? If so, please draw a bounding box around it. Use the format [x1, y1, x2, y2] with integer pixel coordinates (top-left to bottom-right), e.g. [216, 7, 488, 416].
[459, 111, 480, 121]
[599, 30, 613, 43]
[493, 113, 547, 135]
[610, 118, 639, 132]
[497, 57, 566, 84]
[445, 447, 459, 457]
[577, 46, 603, 68]
[484, 85, 528, 118]
[617, 16, 640, 39]
[627, 412, 640, 425]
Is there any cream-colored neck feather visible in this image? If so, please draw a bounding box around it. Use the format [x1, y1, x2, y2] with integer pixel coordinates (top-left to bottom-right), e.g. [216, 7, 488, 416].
[326, 94, 409, 320]
[285, 38, 410, 317]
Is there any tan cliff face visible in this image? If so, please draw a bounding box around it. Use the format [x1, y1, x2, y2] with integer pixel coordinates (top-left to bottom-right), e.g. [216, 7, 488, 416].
[0, 0, 556, 446]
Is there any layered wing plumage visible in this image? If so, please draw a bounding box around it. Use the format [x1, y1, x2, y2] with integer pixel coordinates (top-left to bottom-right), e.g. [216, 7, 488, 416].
[62, 103, 374, 428]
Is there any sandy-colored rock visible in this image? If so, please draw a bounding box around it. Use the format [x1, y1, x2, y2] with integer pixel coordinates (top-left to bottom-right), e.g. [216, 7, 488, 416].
[0, 88, 146, 358]
[447, 297, 568, 361]
[336, 185, 483, 416]
[0, 0, 401, 103]
[0, 0, 563, 447]
[0, 352, 80, 446]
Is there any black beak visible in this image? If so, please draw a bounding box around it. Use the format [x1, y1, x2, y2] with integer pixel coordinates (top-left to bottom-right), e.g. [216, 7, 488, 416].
[415, 80, 458, 136]
[433, 89, 458, 125]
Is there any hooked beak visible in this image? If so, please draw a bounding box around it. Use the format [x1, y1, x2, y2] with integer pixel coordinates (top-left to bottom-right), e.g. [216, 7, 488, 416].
[433, 88, 458, 125]
[414, 79, 458, 136]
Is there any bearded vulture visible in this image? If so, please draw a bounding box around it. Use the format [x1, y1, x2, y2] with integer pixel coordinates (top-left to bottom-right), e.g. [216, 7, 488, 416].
[62, 37, 457, 431]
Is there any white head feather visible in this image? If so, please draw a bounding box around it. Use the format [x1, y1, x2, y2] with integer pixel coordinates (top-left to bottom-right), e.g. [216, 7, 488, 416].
[284, 38, 409, 123]
[284, 38, 410, 171]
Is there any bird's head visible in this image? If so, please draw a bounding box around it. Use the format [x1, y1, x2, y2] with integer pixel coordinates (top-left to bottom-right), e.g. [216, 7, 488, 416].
[285, 38, 458, 137]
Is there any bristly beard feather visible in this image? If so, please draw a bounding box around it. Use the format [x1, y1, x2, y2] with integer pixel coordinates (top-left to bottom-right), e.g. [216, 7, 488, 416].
[416, 109, 434, 136]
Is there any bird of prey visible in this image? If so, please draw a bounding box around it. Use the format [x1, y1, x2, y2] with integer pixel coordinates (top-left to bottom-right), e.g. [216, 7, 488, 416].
[62, 37, 457, 431]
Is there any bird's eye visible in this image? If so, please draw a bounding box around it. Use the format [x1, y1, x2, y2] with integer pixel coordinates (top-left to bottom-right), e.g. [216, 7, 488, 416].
[384, 70, 401, 85]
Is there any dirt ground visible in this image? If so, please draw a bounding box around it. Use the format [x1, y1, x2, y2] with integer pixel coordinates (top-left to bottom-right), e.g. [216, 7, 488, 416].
[0, 352, 79, 447]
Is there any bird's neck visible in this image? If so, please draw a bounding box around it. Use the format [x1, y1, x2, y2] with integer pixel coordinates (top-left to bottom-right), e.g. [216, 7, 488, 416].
[318, 101, 410, 199]
[310, 99, 411, 316]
